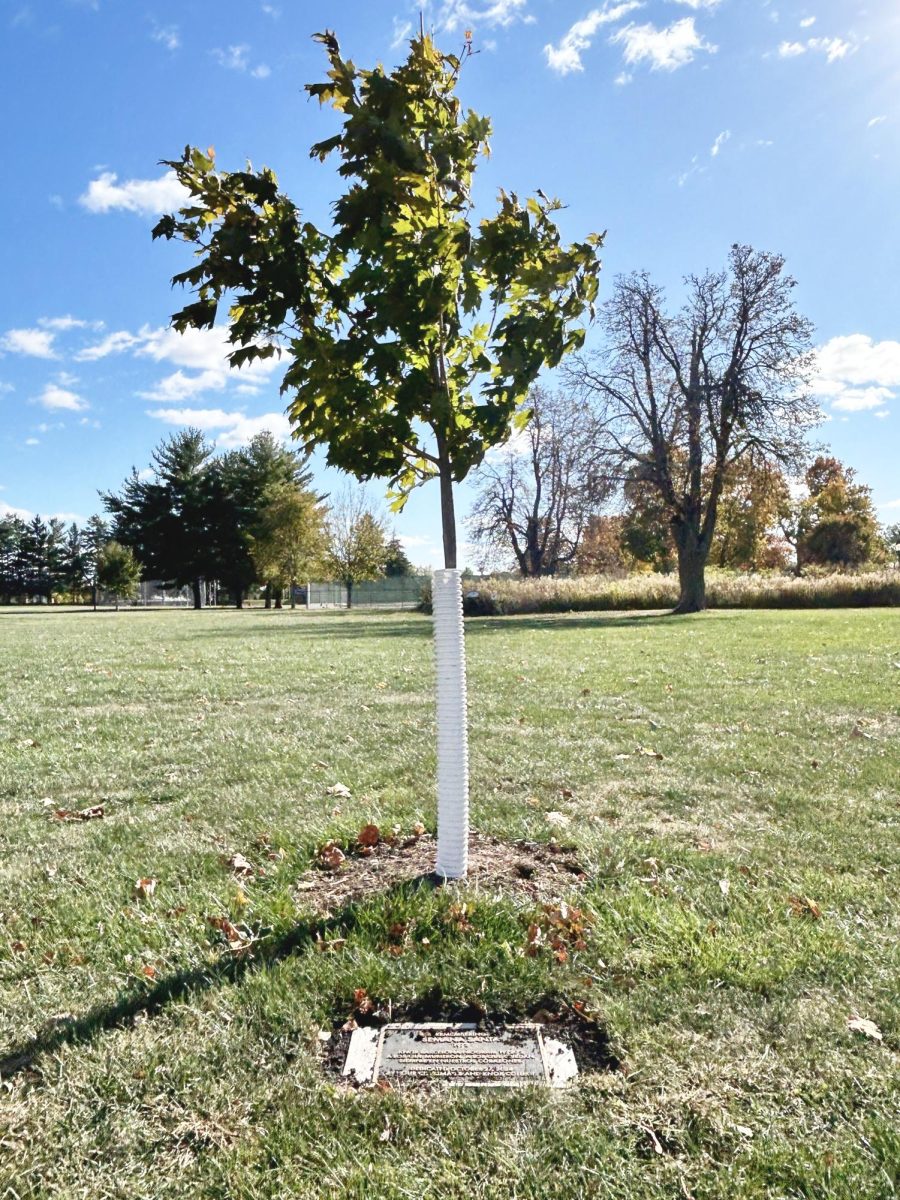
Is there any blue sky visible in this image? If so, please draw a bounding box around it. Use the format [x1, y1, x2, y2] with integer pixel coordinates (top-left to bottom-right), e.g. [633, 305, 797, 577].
[1, 0, 898, 566]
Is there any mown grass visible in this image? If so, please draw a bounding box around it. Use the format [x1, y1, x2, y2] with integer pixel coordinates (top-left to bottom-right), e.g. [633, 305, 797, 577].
[0, 606, 898, 1199]
[423, 569, 900, 615]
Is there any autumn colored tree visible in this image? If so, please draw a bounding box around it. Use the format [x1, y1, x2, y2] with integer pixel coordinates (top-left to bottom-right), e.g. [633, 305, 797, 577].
[797, 455, 883, 569]
[710, 458, 792, 571]
[250, 481, 327, 608]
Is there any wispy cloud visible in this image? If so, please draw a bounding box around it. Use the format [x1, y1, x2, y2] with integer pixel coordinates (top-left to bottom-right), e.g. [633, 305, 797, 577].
[432, 0, 533, 34]
[79, 170, 188, 217]
[545, 2, 643, 75]
[868, 115, 886, 128]
[778, 36, 856, 63]
[150, 23, 179, 51]
[668, 0, 720, 8]
[212, 44, 270, 78]
[611, 17, 716, 72]
[710, 129, 730, 156]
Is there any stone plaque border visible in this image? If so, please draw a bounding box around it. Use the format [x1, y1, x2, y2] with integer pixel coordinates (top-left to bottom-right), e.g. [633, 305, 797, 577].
[342, 1022, 578, 1089]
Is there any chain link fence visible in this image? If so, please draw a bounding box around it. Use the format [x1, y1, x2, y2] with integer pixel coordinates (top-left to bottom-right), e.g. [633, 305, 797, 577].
[306, 576, 428, 610]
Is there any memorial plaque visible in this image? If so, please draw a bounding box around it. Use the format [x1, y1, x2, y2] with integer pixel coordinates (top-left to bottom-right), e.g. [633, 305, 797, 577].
[342, 1022, 578, 1088]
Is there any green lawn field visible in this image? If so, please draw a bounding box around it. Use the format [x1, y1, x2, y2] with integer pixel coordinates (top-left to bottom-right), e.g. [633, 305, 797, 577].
[0, 607, 897, 1199]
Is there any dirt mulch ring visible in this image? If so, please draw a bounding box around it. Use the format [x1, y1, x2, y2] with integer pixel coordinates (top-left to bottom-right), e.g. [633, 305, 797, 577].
[321, 990, 620, 1084]
[293, 831, 589, 915]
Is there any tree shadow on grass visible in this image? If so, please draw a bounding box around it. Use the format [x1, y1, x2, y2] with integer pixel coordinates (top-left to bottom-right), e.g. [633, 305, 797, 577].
[0, 876, 441, 1082]
[182, 609, 717, 643]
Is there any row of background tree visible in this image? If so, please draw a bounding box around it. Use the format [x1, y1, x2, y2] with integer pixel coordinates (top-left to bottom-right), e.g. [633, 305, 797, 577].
[0, 430, 413, 607]
[470, 386, 898, 579]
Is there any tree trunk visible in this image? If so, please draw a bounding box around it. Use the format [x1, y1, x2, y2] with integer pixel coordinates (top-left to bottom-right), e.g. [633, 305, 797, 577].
[346, 579, 353, 609]
[192, 578, 203, 610]
[290, 578, 296, 609]
[673, 522, 707, 613]
[438, 454, 457, 569]
[275, 589, 283, 610]
[92, 584, 97, 612]
[114, 596, 119, 612]
[234, 581, 243, 609]
[264, 583, 272, 610]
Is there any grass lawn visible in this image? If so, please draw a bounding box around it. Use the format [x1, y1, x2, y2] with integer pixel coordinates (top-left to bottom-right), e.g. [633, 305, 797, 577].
[0, 606, 897, 1199]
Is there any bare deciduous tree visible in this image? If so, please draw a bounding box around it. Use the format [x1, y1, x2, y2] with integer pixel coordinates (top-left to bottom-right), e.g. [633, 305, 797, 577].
[469, 387, 613, 576]
[566, 245, 818, 611]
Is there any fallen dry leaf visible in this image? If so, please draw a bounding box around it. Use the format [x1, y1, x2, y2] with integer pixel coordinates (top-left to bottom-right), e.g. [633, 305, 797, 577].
[412, 821, 426, 837]
[132, 877, 157, 901]
[848, 1015, 882, 1042]
[317, 842, 346, 871]
[788, 894, 822, 920]
[225, 853, 254, 877]
[325, 783, 351, 799]
[206, 915, 254, 955]
[53, 805, 104, 823]
[544, 811, 570, 827]
[357, 824, 380, 848]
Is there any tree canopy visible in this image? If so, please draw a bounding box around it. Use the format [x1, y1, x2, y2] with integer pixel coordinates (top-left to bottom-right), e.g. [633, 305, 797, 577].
[152, 30, 603, 566]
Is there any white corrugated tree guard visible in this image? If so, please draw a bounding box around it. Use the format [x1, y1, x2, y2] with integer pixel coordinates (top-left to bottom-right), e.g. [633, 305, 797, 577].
[432, 567, 469, 879]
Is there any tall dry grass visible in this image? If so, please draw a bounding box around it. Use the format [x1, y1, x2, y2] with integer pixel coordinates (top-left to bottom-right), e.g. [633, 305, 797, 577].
[420, 570, 900, 616]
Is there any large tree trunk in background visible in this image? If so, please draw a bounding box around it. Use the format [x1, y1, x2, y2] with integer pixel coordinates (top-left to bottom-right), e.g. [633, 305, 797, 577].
[673, 521, 708, 614]
[274, 589, 283, 609]
[290, 578, 297, 610]
[264, 583, 272, 610]
[234, 581, 243, 609]
[92, 584, 98, 612]
[346, 579, 353, 609]
[192, 578, 203, 610]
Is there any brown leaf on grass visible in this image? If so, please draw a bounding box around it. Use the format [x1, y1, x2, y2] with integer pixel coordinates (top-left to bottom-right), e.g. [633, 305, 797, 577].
[353, 987, 374, 1015]
[325, 783, 351, 799]
[206, 915, 254, 954]
[636, 745, 664, 760]
[142, 964, 157, 980]
[848, 1015, 882, 1042]
[317, 842, 346, 871]
[10, 940, 28, 954]
[525, 923, 543, 956]
[132, 877, 157, 901]
[53, 805, 104, 823]
[224, 853, 254, 877]
[788, 894, 822, 920]
[314, 934, 346, 953]
[358, 824, 380, 848]
[445, 902, 474, 933]
[560, 787, 574, 799]
[412, 821, 426, 837]
[850, 723, 873, 740]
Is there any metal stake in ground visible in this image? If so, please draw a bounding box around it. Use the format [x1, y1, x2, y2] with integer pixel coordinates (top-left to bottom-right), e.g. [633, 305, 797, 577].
[432, 569, 469, 879]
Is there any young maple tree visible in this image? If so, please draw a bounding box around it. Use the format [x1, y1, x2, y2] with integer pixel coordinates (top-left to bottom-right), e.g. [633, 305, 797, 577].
[152, 31, 602, 566]
[152, 29, 602, 877]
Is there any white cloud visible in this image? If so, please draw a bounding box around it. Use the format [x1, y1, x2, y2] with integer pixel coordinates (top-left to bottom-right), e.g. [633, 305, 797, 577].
[868, 115, 886, 128]
[78, 323, 281, 401]
[880, 498, 900, 510]
[710, 129, 730, 156]
[75, 330, 143, 361]
[1, 502, 33, 519]
[545, 2, 643, 74]
[779, 35, 856, 63]
[79, 170, 188, 217]
[25, 437, 40, 446]
[799, 16, 815, 28]
[212, 44, 270, 77]
[36, 383, 88, 412]
[147, 406, 291, 447]
[435, 0, 534, 34]
[38, 315, 94, 332]
[0, 327, 58, 358]
[611, 17, 716, 72]
[668, 0, 720, 8]
[814, 335, 900, 413]
[151, 23, 179, 51]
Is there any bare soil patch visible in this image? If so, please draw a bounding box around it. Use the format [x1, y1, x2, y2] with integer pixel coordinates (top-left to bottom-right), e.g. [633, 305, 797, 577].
[293, 830, 589, 915]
